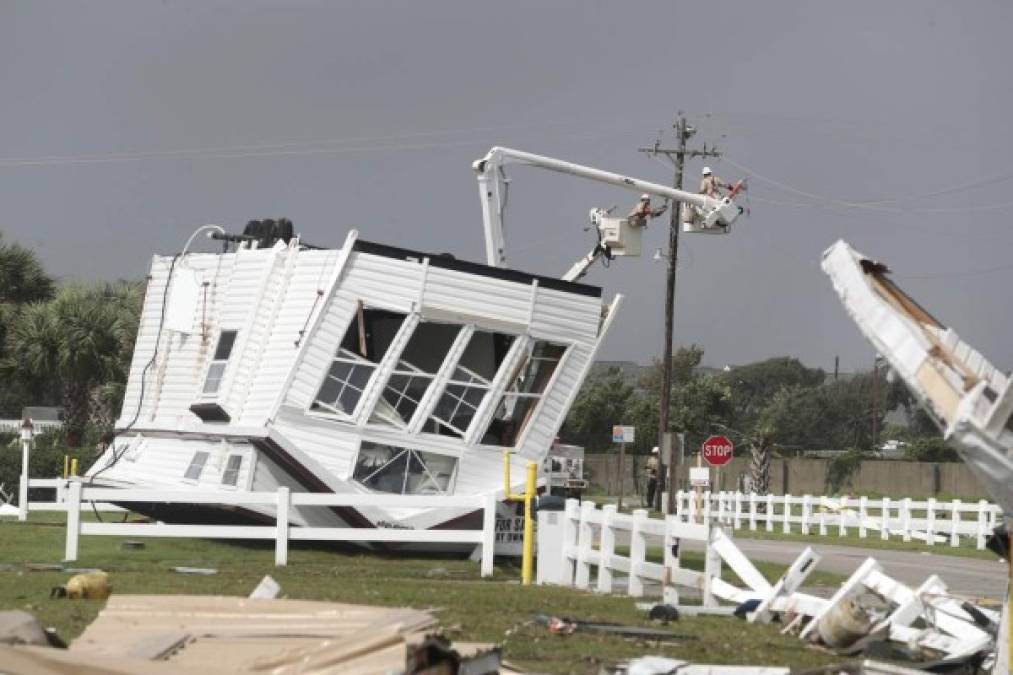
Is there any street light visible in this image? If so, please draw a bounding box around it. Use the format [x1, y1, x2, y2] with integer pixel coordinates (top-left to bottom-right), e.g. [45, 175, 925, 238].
[18, 418, 34, 522]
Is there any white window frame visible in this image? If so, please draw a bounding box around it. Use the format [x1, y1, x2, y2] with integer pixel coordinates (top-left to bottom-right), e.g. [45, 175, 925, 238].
[310, 305, 411, 421]
[220, 453, 244, 489]
[200, 329, 239, 399]
[182, 450, 210, 484]
[351, 442, 459, 496]
[475, 339, 570, 449]
[426, 363, 492, 438]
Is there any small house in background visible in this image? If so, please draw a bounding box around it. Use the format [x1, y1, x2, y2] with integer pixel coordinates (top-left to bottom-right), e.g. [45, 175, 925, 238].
[86, 224, 621, 534]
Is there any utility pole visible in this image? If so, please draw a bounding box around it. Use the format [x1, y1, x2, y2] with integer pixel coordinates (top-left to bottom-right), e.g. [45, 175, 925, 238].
[639, 114, 721, 515]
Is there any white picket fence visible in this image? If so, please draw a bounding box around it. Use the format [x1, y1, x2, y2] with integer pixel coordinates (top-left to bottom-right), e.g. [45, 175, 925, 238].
[539, 500, 999, 661]
[538, 499, 761, 607]
[0, 419, 63, 434]
[672, 490, 1002, 550]
[61, 482, 498, 576]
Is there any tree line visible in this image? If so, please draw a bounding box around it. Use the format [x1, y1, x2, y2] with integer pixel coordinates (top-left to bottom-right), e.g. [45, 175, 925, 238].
[559, 346, 955, 493]
[0, 233, 142, 459]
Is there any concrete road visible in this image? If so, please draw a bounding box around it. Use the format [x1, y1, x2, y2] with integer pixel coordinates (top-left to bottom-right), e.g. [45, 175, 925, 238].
[682, 537, 1008, 600]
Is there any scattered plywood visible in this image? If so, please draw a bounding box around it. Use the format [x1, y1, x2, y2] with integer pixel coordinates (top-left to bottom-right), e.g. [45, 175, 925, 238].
[59, 595, 498, 674]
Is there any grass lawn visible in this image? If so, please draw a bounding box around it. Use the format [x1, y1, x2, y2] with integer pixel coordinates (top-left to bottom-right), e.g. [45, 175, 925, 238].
[0, 513, 842, 672]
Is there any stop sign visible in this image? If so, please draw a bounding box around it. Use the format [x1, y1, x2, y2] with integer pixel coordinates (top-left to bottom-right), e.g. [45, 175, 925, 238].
[701, 435, 734, 466]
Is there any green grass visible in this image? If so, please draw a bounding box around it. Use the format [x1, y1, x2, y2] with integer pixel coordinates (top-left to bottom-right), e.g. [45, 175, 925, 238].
[0, 513, 841, 672]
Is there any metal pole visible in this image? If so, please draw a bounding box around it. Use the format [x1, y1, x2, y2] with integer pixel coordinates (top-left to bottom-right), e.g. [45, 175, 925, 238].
[522, 461, 537, 585]
[617, 441, 626, 511]
[18, 419, 32, 522]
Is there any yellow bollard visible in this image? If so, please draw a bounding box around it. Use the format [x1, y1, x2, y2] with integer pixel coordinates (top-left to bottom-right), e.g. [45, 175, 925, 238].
[70, 458, 78, 477]
[521, 461, 536, 585]
[63, 455, 70, 479]
[502, 450, 538, 585]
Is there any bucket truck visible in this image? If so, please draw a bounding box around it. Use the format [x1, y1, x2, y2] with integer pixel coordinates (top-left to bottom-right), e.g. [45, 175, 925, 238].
[472, 146, 743, 281]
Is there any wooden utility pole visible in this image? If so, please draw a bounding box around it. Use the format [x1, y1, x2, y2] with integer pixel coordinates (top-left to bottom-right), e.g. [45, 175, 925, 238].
[639, 115, 721, 515]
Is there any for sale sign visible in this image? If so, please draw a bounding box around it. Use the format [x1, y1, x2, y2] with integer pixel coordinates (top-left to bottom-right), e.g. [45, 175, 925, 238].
[701, 435, 734, 467]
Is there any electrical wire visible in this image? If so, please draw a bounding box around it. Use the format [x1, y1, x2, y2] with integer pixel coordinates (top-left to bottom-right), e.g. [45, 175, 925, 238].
[0, 118, 646, 168]
[724, 156, 1013, 214]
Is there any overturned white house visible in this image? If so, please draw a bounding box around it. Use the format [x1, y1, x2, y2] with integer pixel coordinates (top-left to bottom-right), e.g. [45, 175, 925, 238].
[85, 225, 620, 532]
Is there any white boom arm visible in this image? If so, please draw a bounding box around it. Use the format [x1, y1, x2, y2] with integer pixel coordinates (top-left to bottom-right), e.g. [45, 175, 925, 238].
[473, 146, 738, 271]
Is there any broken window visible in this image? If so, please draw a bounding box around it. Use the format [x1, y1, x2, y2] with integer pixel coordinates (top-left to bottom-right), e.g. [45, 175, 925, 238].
[352, 442, 457, 495]
[312, 305, 408, 416]
[202, 330, 238, 395]
[371, 322, 461, 427]
[480, 340, 567, 447]
[184, 451, 210, 481]
[425, 330, 516, 438]
[221, 454, 243, 487]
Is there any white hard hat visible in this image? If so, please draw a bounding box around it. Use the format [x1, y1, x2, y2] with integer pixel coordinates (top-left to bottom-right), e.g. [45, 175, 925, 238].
[651, 446, 659, 454]
[702, 167, 712, 175]
[640, 194, 650, 201]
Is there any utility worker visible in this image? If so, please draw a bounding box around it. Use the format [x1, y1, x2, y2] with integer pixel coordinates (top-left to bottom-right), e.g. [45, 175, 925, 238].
[699, 167, 730, 199]
[645, 447, 660, 508]
[628, 194, 667, 227]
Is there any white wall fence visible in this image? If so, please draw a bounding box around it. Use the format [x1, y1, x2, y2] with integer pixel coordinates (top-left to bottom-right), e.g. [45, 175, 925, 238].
[61, 482, 497, 576]
[672, 490, 1003, 550]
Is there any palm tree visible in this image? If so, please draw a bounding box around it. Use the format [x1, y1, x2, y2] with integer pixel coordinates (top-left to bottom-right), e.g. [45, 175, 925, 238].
[2, 284, 138, 446]
[0, 233, 54, 305]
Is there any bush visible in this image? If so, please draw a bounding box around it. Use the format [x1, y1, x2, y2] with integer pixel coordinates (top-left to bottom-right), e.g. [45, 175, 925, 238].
[824, 448, 864, 494]
[903, 437, 960, 462]
[0, 427, 106, 504]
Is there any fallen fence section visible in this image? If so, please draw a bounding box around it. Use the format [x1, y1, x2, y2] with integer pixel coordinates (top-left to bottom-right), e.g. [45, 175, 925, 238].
[538, 499, 1002, 666]
[61, 482, 497, 577]
[672, 490, 1001, 550]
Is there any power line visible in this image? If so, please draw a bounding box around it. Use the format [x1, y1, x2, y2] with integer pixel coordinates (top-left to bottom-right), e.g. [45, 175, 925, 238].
[723, 156, 1013, 212]
[0, 118, 645, 168]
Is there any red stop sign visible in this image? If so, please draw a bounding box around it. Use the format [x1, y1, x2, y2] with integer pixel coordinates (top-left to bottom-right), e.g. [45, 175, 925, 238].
[701, 435, 734, 466]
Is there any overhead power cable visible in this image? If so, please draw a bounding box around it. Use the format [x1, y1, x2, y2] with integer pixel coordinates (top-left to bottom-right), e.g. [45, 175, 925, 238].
[0, 118, 645, 168]
[723, 156, 1013, 213]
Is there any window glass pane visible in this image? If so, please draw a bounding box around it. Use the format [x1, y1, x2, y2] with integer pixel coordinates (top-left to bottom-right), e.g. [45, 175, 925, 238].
[352, 442, 456, 495]
[221, 455, 243, 487]
[213, 330, 238, 360]
[480, 340, 566, 447]
[423, 330, 514, 438]
[202, 362, 227, 395]
[312, 306, 408, 416]
[184, 451, 209, 481]
[457, 331, 515, 381]
[370, 321, 460, 428]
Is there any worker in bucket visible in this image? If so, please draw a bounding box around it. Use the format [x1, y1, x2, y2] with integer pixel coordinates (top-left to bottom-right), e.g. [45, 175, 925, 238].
[628, 194, 667, 227]
[699, 166, 730, 199]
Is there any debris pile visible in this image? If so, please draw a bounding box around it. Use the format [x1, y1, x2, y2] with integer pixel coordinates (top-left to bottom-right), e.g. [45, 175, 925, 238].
[0, 595, 504, 674]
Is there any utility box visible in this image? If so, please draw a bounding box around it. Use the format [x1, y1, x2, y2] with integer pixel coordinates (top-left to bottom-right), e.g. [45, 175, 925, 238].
[536, 506, 566, 585]
[542, 442, 588, 498]
[594, 212, 643, 256]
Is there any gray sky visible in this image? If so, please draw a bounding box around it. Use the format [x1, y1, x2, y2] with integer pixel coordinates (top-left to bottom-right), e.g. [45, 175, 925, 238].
[2, 0, 1012, 373]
